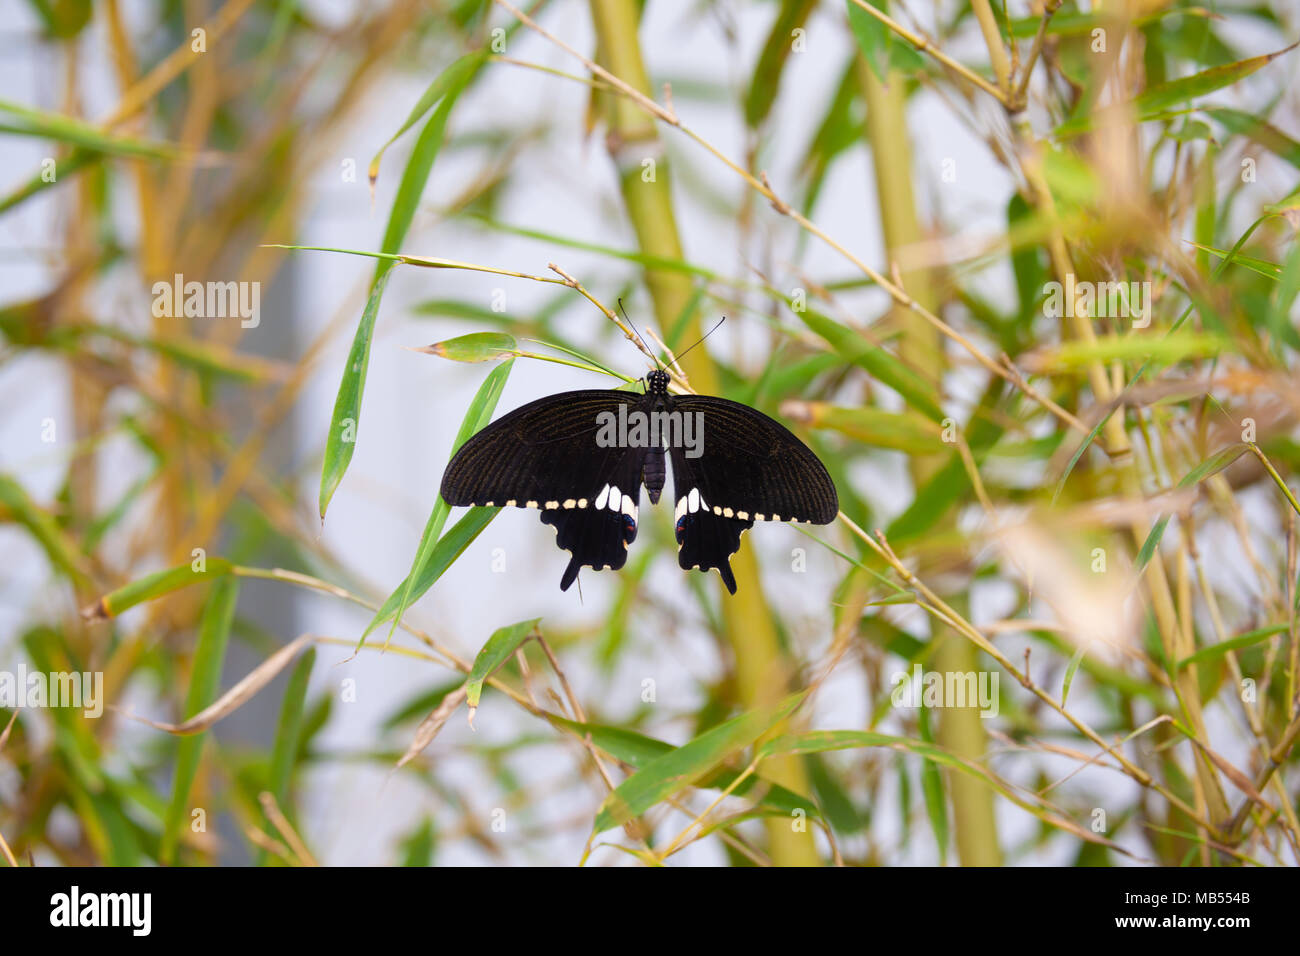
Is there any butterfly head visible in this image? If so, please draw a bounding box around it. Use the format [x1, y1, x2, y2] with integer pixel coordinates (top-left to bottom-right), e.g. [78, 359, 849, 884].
[645, 369, 670, 396]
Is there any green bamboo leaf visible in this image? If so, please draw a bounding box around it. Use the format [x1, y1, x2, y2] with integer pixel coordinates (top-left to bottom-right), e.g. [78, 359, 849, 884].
[1033, 331, 1226, 369]
[916, 707, 949, 861]
[0, 474, 94, 586]
[797, 57, 862, 218]
[1177, 624, 1289, 670]
[1136, 444, 1247, 572]
[368, 51, 487, 183]
[421, 331, 518, 362]
[1208, 107, 1300, 170]
[1056, 41, 1299, 138]
[363, 358, 515, 649]
[795, 307, 944, 421]
[0, 98, 189, 159]
[258, 647, 315, 865]
[464, 618, 541, 714]
[782, 401, 940, 453]
[847, 0, 889, 82]
[591, 691, 806, 835]
[846, 0, 922, 80]
[548, 714, 820, 822]
[1267, 239, 1300, 350]
[82, 556, 235, 619]
[887, 379, 1003, 543]
[319, 54, 478, 520]
[1060, 643, 1088, 707]
[0, 149, 96, 214]
[755, 728, 1123, 858]
[745, 0, 819, 127]
[1184, 242, 1281, 280]
[364, 506, 502, 635]
[318, 269, 391, 520]
[398, 818, 437, 867]
[161, 578, 238, 864]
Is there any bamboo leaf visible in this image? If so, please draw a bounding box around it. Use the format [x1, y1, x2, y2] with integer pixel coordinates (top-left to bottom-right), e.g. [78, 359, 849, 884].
[591, 692, 806, 835]
[548, 714, 821, 822]
[0, 98, 190, 159]
[161, 578, 239, 864]
[464, 618, 540, 720]
[363, 358, 515, 649]
[368, 51, 487, 183]
[1061, 643, 1088, 707]
[1056, 42, 1299, 138]
[1177, 624, 1288, 670]
[82, 557, 236, 619]
[0, 474, 94, 586]
[318, 270, 391, 520]
[420, 331, 518, 362]
[319, 54, 478, 519]
[1136, 444, 1247, 572]
[795, 307, 944, 421]
[781, 401, 940, 453]
[363, 506, 501, 635]
[258, 647, 315, 865]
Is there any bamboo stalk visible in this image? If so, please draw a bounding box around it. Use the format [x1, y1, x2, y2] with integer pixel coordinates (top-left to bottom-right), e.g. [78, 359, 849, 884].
[859, 57, 1002, 866]
[586, 0, 819, 866]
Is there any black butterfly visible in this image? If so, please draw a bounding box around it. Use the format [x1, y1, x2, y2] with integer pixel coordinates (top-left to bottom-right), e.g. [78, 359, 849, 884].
[440, 368, 838, 593]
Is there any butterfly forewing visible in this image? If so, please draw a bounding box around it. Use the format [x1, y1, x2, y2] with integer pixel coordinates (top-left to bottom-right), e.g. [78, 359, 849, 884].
[440, 389, 648, 590]
[668, 395, 838, 523]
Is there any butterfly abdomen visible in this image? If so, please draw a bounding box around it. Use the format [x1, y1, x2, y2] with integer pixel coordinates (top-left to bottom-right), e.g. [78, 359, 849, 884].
[642, 445, 665, 504]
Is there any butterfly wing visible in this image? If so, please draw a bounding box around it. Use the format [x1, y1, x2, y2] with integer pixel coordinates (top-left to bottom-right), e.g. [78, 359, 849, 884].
[440, 390, 647, 590]
[668, 394, 838, 593]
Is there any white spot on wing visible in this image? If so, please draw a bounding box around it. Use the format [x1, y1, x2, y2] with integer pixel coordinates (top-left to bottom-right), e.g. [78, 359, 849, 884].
[594, 484, 610, 509]
[608, 485, 622, 512]
[687, 488, 700, 513]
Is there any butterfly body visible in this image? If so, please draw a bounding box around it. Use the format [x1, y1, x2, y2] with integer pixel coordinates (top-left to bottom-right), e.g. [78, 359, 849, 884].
[440, 369, 837, 593]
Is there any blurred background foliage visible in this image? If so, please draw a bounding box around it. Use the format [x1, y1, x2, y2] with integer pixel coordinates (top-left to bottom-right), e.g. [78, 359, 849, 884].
[2, 0, 1300, 866]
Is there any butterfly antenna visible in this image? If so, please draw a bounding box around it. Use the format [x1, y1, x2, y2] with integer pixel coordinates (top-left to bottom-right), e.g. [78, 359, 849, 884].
[617, 297, 662, 369]
[674, 316, 726, 364]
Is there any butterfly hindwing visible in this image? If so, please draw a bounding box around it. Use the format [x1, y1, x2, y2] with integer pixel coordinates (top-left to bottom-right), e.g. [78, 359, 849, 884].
[667, 394, 837, 593]
[541, 454, 643, 590]
[440, 389, 647, 590]
[669, 453, 753, 594]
